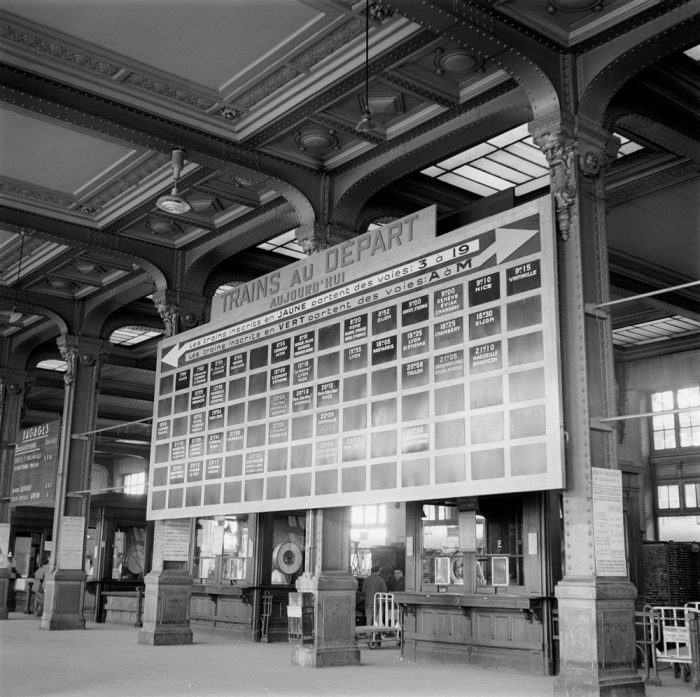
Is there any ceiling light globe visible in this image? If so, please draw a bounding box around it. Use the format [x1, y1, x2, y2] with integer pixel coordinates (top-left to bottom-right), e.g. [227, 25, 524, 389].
[156, 194, 191, 215]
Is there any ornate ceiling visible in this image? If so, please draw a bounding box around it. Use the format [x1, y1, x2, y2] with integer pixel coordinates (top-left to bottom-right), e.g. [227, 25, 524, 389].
[0, 0, 698, 461]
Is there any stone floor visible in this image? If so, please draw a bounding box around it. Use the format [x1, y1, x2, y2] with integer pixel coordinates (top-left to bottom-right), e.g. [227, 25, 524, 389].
[0, 612, 695, 697]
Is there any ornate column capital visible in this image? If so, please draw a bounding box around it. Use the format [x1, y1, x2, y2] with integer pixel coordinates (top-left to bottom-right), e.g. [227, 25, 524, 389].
[575, 116, 620, 178]
[296, 222, 357, 254]
[296, 222, 329, 255]
[152, 289, 180, 337]
[529, 113, 577, 242]
[56, 335, 109, 387]
[152, 289, 207, 335]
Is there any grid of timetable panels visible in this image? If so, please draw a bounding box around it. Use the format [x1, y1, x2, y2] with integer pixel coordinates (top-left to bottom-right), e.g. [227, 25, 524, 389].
[148, 200, 563, 520]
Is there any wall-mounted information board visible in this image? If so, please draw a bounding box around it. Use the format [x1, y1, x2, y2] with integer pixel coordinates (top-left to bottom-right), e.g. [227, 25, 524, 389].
[10, 420, 60, 506]
[148, 198, 564, 520]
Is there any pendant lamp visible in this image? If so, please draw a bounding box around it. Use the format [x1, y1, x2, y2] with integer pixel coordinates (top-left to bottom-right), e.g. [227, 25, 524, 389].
[356, 0, 378, 133]
[156, 148, 191, 214]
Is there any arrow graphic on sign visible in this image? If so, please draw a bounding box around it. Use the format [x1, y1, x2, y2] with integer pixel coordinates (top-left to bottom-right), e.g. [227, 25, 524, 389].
[460, 226, 538, 272]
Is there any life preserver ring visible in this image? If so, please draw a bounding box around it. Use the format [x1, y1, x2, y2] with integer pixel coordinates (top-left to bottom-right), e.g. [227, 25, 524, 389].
[273, 542, 302, 575]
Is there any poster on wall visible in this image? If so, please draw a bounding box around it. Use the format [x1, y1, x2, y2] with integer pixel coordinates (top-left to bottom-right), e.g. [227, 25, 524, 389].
[58, 516, 85, 570]
[163, 519, 191, 561]
[147, 198, 564, 520]
[10, 421, 60, 506]
[592, 467, 627, 576]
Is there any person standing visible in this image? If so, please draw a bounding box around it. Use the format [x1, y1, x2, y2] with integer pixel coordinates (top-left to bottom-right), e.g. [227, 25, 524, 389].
[387, 567, 405, 592]
[32, 556, 50, 616]
[362, 565, 386, 626]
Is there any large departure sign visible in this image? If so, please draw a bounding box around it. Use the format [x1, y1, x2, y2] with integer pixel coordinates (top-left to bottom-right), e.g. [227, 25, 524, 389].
[147, 199, 564, 520]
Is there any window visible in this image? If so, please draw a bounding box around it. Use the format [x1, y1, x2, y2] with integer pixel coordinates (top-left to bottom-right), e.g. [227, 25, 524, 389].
[123, 472, 146, 495]
[351, 504, 387, 546]
[194, 515, 250, 584]
[421, 504, 460, 586]
[420, 500, 525, 589]
[476, 502, 524, 587]
[657, 483, 681, 510]
[651, 386, 700, 450]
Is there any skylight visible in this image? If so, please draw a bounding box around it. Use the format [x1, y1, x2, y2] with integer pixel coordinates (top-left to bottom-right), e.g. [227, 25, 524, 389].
[257, 229, 305, 259]
[421, 123, 549, 198]
[422, 124, 644, 199]
[613, 316, 700, 347]
[35, 359, 67, 372]
[684, 44, 700, 61]
[214, 283, 241, 296]
[110, 326, 162, 346]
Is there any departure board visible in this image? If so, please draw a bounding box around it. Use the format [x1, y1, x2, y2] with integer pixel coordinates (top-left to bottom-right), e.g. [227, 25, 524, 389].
[147, 199, 564, 520]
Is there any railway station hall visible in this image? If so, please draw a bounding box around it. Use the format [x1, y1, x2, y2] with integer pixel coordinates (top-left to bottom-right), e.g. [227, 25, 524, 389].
[0, 2, 698, 696]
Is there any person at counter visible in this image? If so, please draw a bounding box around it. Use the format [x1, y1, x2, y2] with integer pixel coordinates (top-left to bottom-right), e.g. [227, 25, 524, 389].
[387, 568, 404, 592]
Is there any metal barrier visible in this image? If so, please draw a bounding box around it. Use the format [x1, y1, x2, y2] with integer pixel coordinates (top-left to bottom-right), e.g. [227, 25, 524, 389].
[260, 591, 273, 643]
[636, 606, 661, 686]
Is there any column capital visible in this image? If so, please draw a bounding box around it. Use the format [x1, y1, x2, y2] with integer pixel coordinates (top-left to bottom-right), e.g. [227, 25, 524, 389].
[152, 289, 180, 337]
[152, 289, 207, 335]
[575, 116, 620, 178]
[529, 113, 620, 241]
[296, 223, 356, 255]
[529, 114, 577, 242]
[56, 335, 109, 387]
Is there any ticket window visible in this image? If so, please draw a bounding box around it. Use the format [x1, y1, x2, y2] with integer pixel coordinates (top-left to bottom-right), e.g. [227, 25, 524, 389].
[194, 515, 250, 585]
[420, 498, 525, 591]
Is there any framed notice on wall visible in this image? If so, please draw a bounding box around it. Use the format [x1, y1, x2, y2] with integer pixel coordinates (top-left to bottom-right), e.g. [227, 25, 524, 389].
[147, 198, 564, 520]
[10, 421, 60, 507]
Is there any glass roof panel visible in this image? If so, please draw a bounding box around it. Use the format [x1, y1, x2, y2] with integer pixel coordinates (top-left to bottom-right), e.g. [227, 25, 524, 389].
[438, 143, 497, 170]
[35, 359, 67, 372]
[110, 326, 162, 346]
[472, 157, 531, 184]
[437, 172, 498, 197]
[488, 123, 530, 147]
[257, 229, 305, 259]
[487, 149, 549, 178]
[452, 164, 514, 191]
[514, 175, 550, 197]
[612, 316, 700, 347]
[421, 123, 642, 202]
[506, 141, 549, 167]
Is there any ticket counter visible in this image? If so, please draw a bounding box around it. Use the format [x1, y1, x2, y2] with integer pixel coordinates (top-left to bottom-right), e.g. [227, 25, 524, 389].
[396, 494, 559, 674]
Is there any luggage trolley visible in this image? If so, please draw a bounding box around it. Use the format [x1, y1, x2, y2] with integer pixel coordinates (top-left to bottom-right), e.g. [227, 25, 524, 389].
[653, 606, 693, 682]
[355, 592, 401, 649]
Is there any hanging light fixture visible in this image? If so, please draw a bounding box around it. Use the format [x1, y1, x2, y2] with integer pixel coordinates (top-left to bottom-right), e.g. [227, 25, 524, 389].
[356, 0, 379, 133]
[9, 232, 25, 323]
[156, 148, 191, 214]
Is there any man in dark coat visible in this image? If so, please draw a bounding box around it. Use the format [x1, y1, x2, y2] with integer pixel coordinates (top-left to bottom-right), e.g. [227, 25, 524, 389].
[363, 565, 386, 625]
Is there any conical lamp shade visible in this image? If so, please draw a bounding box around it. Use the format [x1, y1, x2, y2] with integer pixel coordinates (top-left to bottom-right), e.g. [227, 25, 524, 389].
[356, 107, 379, 133]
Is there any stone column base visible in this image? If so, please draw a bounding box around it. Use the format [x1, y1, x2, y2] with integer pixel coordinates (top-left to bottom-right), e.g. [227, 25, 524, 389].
[291, 572, 360, 668]
[292, 643, 361, 667]
[554, 576, 644, 697]
[40, 569, 86, 630]
[137, 569, 193, 646]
